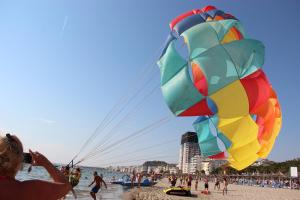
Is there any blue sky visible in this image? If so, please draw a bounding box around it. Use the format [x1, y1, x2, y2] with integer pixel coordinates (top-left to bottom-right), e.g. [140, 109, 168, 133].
[0, 0, 299, 167]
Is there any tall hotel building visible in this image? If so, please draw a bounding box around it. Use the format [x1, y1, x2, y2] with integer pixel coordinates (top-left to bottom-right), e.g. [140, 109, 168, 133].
[178, 132, 201, 174]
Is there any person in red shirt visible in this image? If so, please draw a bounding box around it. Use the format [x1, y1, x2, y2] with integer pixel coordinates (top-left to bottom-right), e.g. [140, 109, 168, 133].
[0, 134, 71, 200]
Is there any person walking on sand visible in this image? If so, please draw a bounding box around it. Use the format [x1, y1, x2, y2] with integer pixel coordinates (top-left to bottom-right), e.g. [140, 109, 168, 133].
[223, 177, 228, 195]
[170, 174, 177, 187]
[214, 177, 220, 190]
[195, 177, 199, 191]
[187, 174, 192, 189]
[130, 170, 136, 188]
[137, 173, 143, 188]
[204, 177, 209, 194]
[88, 171, 107, 200]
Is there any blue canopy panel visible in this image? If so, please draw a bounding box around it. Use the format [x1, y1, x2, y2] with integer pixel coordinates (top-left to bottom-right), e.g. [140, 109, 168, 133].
[206, 9, 237, 20]
[173, 9, 239, 36]
[158, 40, 205, 116]
[173, 14, 206, 36]
[158, 32, 177, 60]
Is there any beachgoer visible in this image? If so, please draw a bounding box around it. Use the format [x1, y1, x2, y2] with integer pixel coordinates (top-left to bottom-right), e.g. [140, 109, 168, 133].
[137, 173, 143, 188]
[187, 174, 192, 189]
[88, 171, 107, 200]
[170, 174, 177, 187]
[204, 178, 209, 193]
[195, 178, 199, 191]
[223, 177, 228, 195]
[100, 173, 104, 187]
[63, 165, 70, 180]
[214, 177, 220, 190]
[70, 167, 81, 188]
[0, 134, 71, 200]
[130, 170, 136, 188]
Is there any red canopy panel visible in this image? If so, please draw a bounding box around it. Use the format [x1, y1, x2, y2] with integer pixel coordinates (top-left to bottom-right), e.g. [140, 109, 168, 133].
[208, 152, 226, 159]
[191, 62, 208, 96]
[240, 69, 271, 113]
[201, 5, 217, 12]
[179, 98, 214, 116]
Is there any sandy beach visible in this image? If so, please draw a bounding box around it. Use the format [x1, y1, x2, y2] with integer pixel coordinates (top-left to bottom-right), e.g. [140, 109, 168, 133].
[123, 178, 300, 200]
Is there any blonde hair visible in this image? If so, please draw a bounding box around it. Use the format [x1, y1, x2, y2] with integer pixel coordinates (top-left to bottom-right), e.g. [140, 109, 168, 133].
[0, 134, 23, 177]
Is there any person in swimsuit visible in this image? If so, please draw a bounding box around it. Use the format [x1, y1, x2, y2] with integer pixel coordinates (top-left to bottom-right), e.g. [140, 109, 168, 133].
[223, 177, 228, 195]
[137, 173, 143, 188]
[187, 174, 192, 189]
[131, 170, 136, 188]
[214, 177, 220, 190]
[0, 133, 71, 200]
[70, 167, 81, 188]
[170, 174, 177, 187]
[195, 177, 199, 191]
[204, 178, 209, 193]
[89, 171, 107, 200]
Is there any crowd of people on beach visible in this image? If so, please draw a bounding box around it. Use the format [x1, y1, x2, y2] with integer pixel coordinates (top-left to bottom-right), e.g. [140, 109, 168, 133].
[228, 177, 300, 189]
[167, 174, 229, 195]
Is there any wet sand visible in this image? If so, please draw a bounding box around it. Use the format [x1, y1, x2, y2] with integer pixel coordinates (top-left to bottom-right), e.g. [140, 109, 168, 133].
[123, 178, 300, 200]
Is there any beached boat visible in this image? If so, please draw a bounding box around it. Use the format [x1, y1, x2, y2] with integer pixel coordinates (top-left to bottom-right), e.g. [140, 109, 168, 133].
[110, 175, 130, 185]
[122, 179, 155, 187]
[163, 187, 191, 196]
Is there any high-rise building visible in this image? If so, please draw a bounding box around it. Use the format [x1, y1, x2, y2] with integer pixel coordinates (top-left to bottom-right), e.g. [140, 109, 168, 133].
[178, 132, 201, 174]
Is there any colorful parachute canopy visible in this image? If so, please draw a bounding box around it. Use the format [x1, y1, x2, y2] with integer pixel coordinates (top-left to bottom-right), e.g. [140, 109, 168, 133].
[157, 5, 282, 170]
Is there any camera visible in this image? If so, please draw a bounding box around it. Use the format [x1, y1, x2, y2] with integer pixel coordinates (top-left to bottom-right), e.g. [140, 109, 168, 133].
[23, 153, 32, 164]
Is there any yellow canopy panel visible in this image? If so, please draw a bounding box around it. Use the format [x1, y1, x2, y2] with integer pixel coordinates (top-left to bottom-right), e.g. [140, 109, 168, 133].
[218, 115, 259, 149]
[210, 80, 249, 118]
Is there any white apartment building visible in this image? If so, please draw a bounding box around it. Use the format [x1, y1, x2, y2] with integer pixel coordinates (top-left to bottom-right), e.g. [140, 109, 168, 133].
[199, 158, 227, 175]
[178, 132, 201, 174]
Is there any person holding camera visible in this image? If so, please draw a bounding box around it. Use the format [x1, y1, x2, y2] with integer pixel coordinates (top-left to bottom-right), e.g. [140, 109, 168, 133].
[0, 134, 72, 200]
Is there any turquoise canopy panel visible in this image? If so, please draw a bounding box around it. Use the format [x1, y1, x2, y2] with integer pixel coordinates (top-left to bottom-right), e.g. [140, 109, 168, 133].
[192, 45, 239, 95]
[157, 40, 187, 86]
[181, 22, 220, 59]
[222, 39, 265, 78]
[182, 19, 244, 60]
[161, 66, 205, 116]
[193, 116, 215, 143]
[199, 137, 223, 157]
[193, 115, 232, 157]
[193, 116, 227, 157]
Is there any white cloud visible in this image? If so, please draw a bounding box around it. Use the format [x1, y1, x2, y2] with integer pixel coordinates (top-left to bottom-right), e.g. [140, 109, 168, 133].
[35, 118, 56, 124]
[61, 15, 69, 37]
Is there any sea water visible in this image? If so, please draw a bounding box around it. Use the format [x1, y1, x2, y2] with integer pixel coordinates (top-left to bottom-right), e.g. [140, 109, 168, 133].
[16, 164, 127, 200]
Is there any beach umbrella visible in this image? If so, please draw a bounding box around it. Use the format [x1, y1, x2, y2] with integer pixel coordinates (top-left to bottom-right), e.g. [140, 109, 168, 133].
[157, 5, 282, 170]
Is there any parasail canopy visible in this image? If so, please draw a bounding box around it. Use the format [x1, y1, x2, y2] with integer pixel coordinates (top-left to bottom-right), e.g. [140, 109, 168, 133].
[157, 5, 282, 170]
